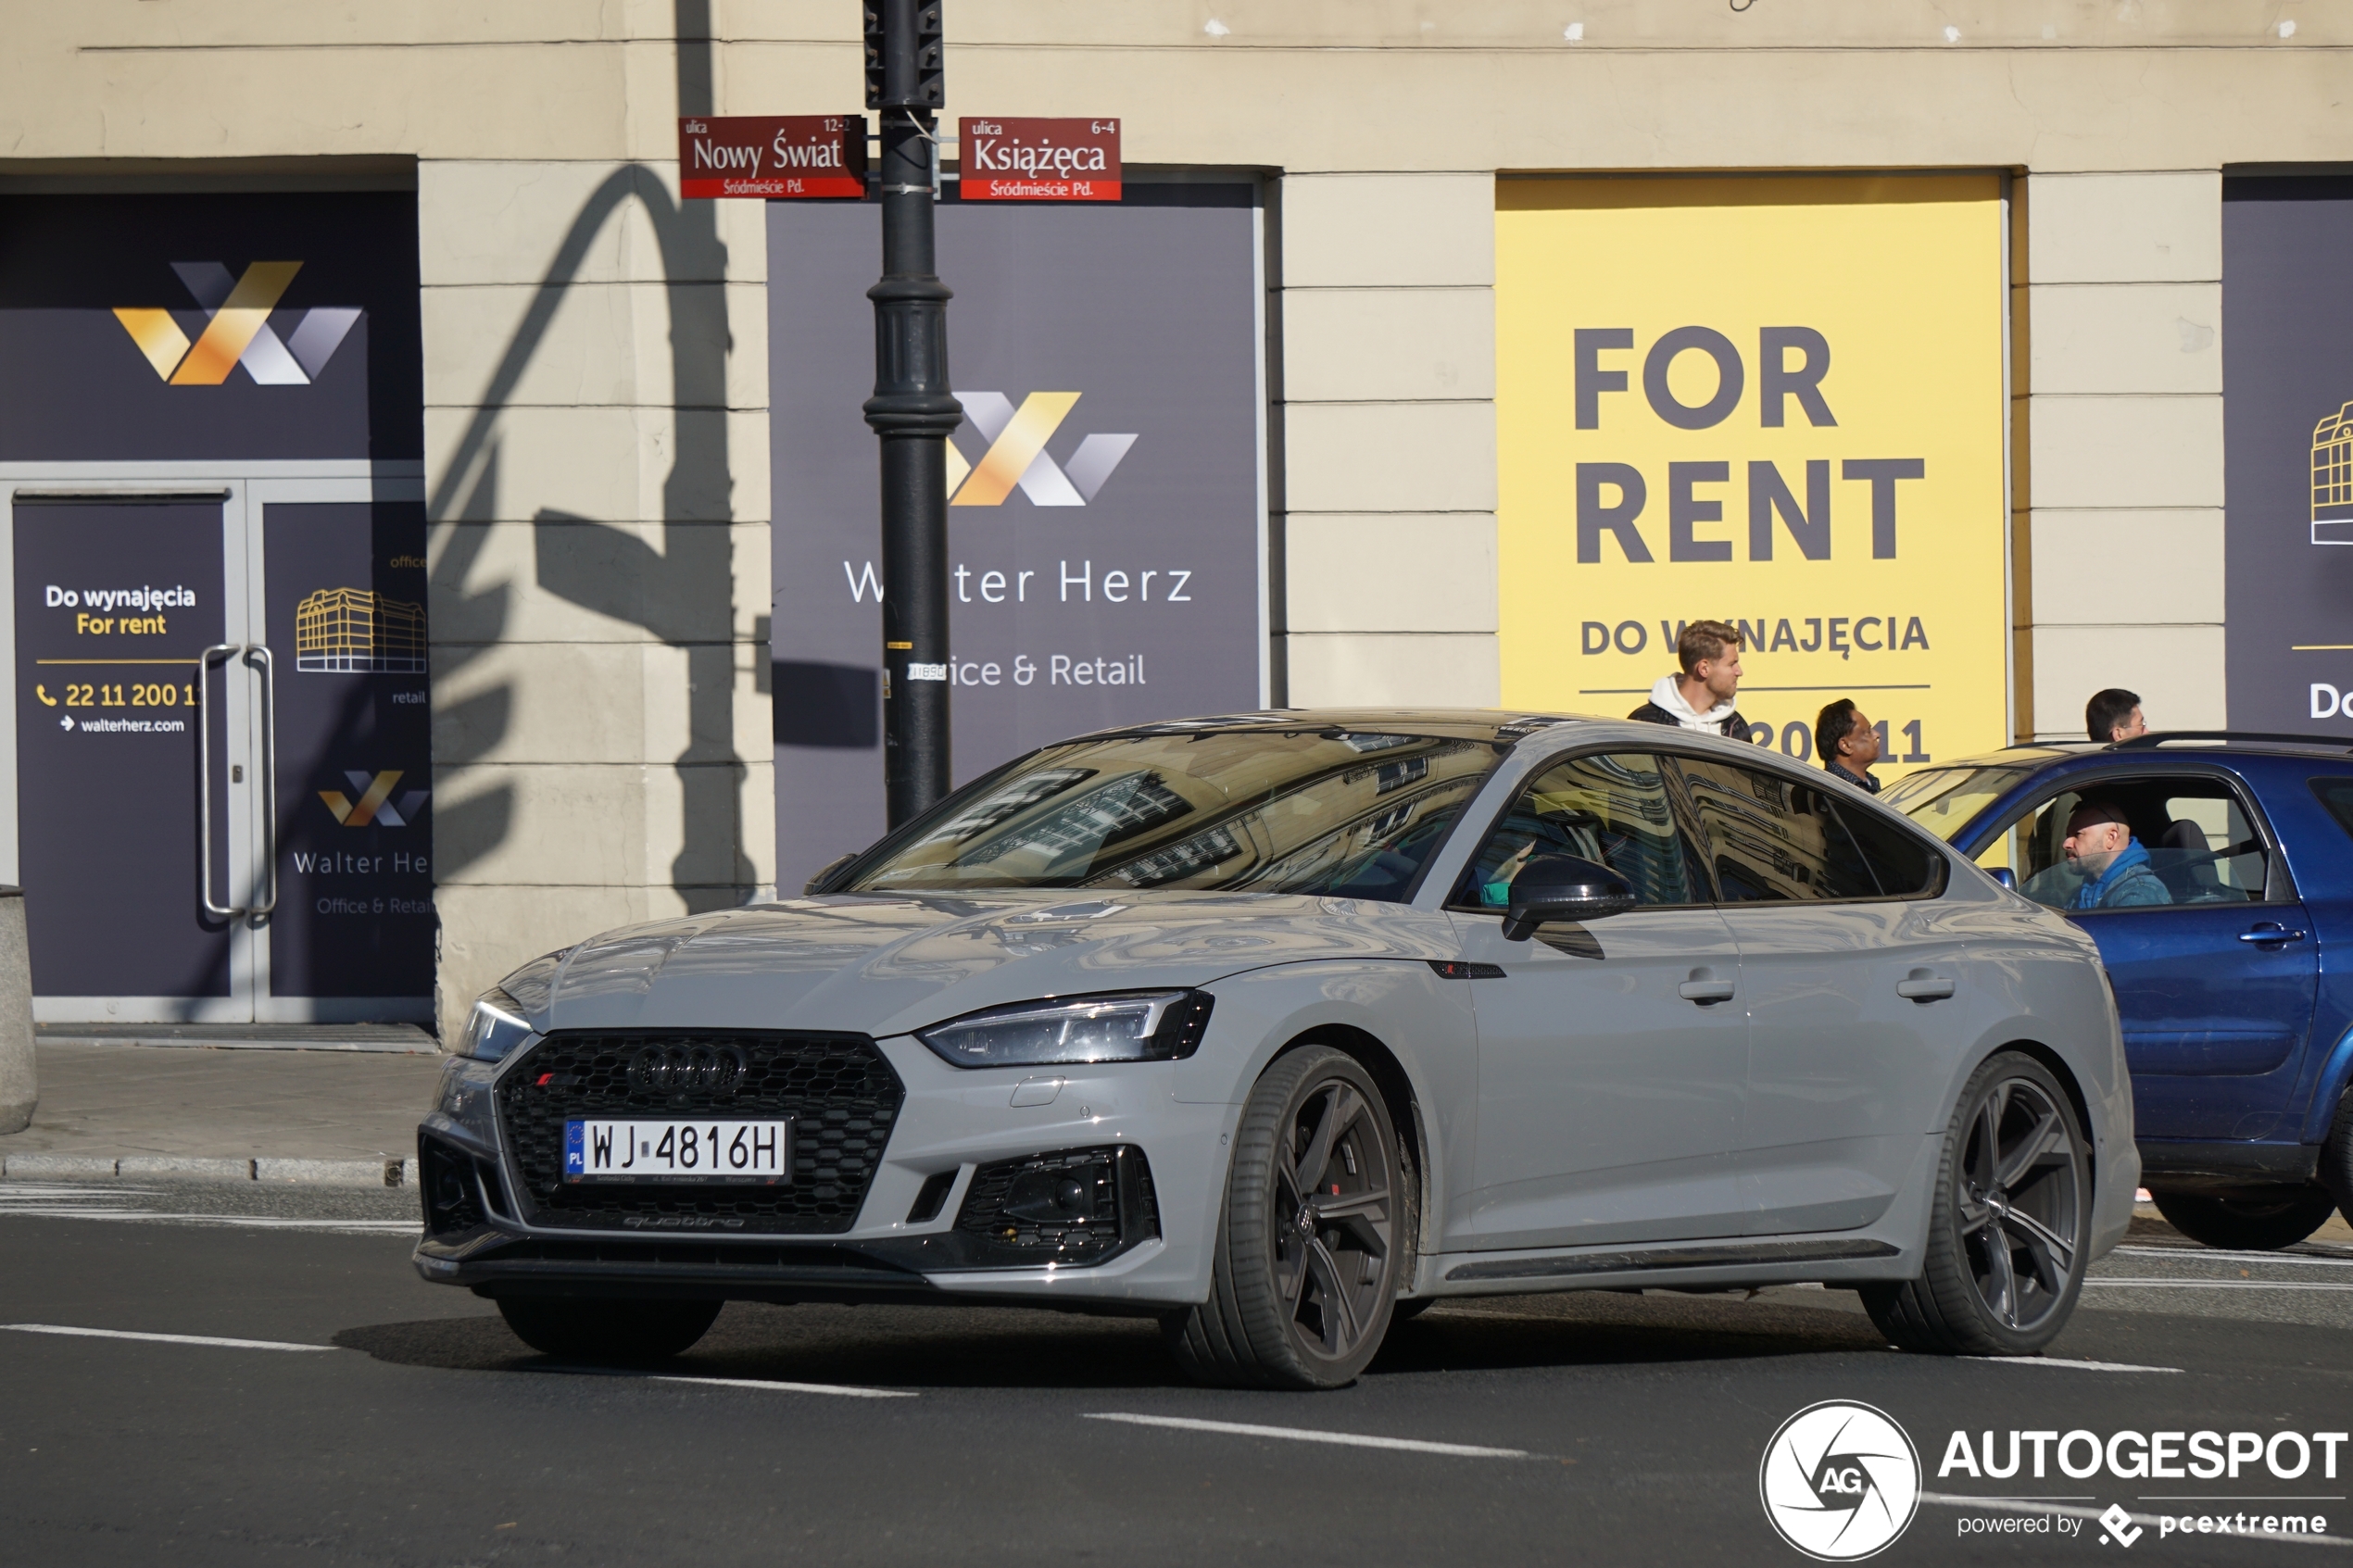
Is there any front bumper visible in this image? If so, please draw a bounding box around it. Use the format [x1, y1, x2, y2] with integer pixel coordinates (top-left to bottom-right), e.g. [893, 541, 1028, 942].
[413, 1033, 1237, 1307]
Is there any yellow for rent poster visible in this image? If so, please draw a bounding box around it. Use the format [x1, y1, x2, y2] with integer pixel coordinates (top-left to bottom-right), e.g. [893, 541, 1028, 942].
[1495, 174, 2008, 780]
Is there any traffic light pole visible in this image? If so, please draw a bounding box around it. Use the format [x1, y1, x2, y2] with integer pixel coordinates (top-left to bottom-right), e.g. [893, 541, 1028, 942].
[862, 0, 959, 828]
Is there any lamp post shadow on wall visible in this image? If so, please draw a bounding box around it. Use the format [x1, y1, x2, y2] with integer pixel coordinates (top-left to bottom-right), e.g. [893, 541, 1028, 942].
[436, 0, 754, 919]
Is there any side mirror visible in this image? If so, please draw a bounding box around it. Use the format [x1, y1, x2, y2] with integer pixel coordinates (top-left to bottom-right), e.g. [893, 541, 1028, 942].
[804, 852, 858, 896]
[1501, 855, 1637, 941]
[1988, 866, 2018, 892]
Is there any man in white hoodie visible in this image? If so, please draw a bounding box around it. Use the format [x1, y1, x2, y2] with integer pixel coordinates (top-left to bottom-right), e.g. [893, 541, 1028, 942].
[1627, 619, 1756, 740]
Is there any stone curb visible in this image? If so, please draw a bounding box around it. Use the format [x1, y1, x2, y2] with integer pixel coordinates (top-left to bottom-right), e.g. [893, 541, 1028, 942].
[1, 1153, 419, 1187]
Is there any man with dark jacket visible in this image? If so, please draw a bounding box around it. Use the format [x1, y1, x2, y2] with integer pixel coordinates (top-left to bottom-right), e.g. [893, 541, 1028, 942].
[1629, 620, 1755, 740]
[1815, 696, 1881, 793]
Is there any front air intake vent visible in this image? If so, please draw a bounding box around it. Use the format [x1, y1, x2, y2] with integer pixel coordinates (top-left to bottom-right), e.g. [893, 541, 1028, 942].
[952, 1144, 1159, 1266]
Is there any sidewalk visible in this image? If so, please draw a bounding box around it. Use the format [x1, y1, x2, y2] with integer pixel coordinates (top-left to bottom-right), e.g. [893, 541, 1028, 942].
[0, 1041, 445, 1186]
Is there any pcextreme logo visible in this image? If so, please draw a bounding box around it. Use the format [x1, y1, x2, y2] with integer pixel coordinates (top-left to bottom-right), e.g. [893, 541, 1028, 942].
[320, 770, 429, 828]
[946, 391, 1137, 507]
[111, 261, 360, 386]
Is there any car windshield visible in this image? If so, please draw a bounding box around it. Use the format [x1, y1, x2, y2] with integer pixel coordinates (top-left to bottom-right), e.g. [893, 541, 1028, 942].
[1881, 764, 2034, 842]
[837, 728, 1501, 899]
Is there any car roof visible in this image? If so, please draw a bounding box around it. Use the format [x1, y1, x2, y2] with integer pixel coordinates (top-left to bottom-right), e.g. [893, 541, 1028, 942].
[1922, 733, 2353, 772]
[1070, 708, 1623, 745]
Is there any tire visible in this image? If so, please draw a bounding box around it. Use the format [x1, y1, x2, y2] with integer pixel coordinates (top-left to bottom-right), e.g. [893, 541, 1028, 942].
[2322, 1089, 2353, 1230]
[497, 1296, 723, 1363]
[2149, 1187, 2336, 1252]
[1862, 1051, 2091, 1356]
[1164, 1046, 1407, 1389]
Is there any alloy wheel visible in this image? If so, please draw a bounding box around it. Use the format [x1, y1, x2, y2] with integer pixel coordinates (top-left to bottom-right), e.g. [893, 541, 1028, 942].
[1956, 1076, 2081, 1334]
[1269, 1076, 1396, 1365]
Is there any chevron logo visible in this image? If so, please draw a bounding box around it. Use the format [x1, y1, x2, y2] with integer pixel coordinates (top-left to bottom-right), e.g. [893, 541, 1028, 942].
[947, 391, 1137, 507]
[112, 261, 361, 386]
[319, 770, 430, 829]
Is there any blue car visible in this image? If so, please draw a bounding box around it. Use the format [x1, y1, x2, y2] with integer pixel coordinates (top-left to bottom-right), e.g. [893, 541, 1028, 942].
[1883, 732, 2353, 1250]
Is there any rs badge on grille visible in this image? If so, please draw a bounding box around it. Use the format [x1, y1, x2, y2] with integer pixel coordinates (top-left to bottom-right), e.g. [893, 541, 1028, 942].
[625, 1042, 750, 1096]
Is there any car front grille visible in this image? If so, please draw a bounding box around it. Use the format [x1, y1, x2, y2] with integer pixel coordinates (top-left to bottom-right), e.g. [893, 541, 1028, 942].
[497, 1030, 903, 1235]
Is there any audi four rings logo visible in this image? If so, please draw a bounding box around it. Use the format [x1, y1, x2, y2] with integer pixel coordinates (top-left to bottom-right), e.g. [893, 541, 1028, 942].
[111, 261, 360, 386]
[1759, 1401, 1921, 1561]
[627, 1044, 749, 1095]
[946, 391, 1137, 507]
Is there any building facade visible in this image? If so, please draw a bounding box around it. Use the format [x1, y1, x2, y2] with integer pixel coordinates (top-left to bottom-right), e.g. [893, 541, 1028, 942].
[1, 2, 2347, 1037]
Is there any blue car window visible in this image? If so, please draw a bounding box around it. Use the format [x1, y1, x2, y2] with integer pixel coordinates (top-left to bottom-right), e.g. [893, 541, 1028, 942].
[1456, 752, 1706, 909]
[2308, 778, 2353, 845]
[1995, 775, 2269, 910]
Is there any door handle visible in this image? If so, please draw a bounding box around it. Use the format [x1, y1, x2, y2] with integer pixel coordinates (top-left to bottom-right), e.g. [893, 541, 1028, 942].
[196, 642, 245, 920]
[247, 644, 278, 918]
[1896, 972, 1957, 1001]
[1678, 978, 1737, 1004]
[2239, 923, 2308, 945]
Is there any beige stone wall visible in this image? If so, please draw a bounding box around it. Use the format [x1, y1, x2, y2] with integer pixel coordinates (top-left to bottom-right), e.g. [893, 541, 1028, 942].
[1278, 175, 1499, 707]
[5, 1, 2353, 1025]
[2022, 172, 2226, 742]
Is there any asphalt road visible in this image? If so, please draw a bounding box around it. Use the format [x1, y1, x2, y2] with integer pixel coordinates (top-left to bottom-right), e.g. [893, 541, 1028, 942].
[3, 1180, 2350, 1566]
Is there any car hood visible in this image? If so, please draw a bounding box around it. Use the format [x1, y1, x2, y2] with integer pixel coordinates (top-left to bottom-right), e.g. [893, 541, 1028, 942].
[531, 891, 1454, 1040]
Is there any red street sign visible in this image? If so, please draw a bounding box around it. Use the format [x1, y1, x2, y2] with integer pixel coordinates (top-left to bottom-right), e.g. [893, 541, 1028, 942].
[958, 118, 1122, 202]
[677, 116, 867, 199]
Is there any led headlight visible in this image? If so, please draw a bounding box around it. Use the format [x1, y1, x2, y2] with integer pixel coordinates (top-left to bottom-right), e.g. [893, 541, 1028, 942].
[451, 946, 570, 1061]
[456, 988, 535, 1061]
[916, 989, 1214, 1069]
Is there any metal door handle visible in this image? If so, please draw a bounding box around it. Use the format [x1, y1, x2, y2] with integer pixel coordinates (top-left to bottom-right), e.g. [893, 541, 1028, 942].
[1896, 973, 1957, 1001]
[2239, 924, 2308, 945]
[247, 644, 278, 917]
[1679, 979, 1737, 1004]
[196, 643, 245, 919]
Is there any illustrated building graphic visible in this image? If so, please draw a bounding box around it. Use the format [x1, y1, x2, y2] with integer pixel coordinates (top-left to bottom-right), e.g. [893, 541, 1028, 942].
[2313, 400, 2353, 544]
[294, 587, 427, 672]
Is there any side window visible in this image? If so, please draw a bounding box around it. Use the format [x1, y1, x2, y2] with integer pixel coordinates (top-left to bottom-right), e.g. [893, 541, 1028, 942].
[1669, 758, 1879, 902]
[1837, 800, 1950, 898]
[1982, 774, 2271, 911]
[1455, 752, 1707, 910]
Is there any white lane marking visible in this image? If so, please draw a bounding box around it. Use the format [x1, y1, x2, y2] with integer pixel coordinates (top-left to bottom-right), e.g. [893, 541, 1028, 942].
[1921, 1492, 2353, 1549]
[0, 1207, 414, 1233]
[2, 1323, 335, 1353]
[0, 1185, 161, 1198]
[1084, 1412, 1530, 1459]
[2084, 1278, 2353, 1293]
[649, 1374, 915, 1399]
[1960, 1355, 2182, 1373]
[2114, 1245, 2353, 1270]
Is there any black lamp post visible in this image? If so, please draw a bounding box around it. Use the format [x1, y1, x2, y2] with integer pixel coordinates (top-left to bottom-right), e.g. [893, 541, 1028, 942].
[861, 0, 959, 826]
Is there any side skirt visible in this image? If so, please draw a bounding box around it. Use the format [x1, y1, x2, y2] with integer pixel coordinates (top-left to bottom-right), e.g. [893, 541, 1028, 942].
[1440, 1236, 1900, 1286]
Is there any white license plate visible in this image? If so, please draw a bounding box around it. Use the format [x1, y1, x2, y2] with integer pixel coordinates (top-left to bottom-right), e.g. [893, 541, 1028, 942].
[563, 1119, 792, 1183]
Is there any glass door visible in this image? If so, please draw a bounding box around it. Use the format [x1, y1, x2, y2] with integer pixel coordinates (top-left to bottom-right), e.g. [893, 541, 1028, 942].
[8, 485, 254, 1019]
[247, 479, 433, 1022]
[6, 476, 432, 1023]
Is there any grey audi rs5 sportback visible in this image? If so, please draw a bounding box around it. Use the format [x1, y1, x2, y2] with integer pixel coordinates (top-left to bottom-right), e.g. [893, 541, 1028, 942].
[416, 710, 2136, 1388]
